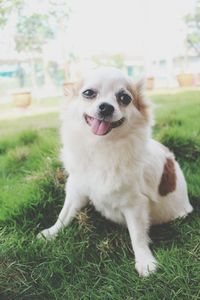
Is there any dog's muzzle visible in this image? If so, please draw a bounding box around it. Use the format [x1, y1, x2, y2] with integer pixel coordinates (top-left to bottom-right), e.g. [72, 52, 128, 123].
[84, 114, 125, 136]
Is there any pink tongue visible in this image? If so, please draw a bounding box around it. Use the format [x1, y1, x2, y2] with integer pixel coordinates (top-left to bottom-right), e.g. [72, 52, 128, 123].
[91, 118, 111, 135]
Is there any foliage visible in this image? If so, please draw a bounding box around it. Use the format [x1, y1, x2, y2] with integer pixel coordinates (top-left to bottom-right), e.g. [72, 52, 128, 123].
[93, 53, 125, 69]
[0, 0, 71, 54]
[0, 0, 23, 27]
[48, 0, 71, 26]
[185, 0, 200, 56]
[15, 13, 53, 54]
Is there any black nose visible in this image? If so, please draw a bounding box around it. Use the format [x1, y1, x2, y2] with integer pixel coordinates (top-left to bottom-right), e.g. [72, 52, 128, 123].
[98, 103, 114, 117]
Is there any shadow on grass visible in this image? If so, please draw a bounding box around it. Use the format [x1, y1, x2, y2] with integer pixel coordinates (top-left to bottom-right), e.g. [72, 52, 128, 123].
[4, 192, 197, 259]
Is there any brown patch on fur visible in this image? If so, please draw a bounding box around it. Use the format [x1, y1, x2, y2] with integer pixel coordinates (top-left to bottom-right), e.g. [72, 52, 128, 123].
[159, 158, 177, 196]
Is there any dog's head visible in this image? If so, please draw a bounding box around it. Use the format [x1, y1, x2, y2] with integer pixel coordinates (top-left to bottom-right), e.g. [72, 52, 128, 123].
[64, 67, 152, 138]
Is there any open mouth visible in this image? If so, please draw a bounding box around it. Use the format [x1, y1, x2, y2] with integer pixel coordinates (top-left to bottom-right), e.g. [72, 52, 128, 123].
[84, 114, 125, 136]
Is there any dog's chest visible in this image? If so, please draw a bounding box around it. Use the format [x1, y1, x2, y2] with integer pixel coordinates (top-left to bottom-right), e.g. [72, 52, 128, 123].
[85, 162, 143, 224]
[90, 187, 132, 224]
[64, 136, 145, 223]
[84, 149, 142, 194]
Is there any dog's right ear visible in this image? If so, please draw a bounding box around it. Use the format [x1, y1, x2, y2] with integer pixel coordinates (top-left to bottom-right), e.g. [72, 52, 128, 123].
[63, 81, 82, 98]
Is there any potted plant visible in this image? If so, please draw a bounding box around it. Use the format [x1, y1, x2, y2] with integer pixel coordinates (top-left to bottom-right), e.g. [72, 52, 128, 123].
[146, 76, 155, 90]
[177, 73, 194, 87]
[12, 89, 32, 108]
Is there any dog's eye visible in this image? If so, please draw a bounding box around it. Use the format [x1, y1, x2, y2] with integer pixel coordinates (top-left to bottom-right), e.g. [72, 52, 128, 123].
[82, 89, 96, 99]
[118, 93, 132, 105]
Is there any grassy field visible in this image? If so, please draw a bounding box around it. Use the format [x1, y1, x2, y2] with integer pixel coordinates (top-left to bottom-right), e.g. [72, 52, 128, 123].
[0, 90, 200, 300]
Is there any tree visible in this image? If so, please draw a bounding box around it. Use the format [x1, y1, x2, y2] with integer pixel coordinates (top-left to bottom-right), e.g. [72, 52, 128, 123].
[0, 0, 23, 27]
[15, 12, 55, 92]
[15, 13, 53, 54]
[0, 0, 71, 90]
[185, 0, 200, 56]
[93, 53, 125, 69]
[48, 0, 71, 81]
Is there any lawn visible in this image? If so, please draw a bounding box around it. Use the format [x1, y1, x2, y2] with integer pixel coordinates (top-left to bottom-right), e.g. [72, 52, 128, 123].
[0, 90, 200, 300]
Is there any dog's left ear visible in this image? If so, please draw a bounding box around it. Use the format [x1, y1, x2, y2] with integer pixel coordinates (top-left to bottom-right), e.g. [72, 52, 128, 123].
[63, 81, 82, 98]
[131, 78, 152, 121]
[131, 78, 146, 105]
[135, 78, 146, 96]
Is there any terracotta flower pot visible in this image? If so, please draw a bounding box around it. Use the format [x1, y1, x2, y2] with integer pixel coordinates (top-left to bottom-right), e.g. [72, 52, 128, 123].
[12, 91, 32, 108]
[177, 74, 194, 87]
[193, 73, 200, 86]
[146, 77, 154, 90]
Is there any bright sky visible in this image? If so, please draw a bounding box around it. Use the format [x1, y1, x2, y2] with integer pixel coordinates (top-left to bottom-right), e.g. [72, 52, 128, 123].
[0, 0, 197, 61]
[67, 0, 196, 58]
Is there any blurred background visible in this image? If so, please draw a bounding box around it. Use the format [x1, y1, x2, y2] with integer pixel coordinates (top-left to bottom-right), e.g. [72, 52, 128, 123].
[0, 0, 199, 116]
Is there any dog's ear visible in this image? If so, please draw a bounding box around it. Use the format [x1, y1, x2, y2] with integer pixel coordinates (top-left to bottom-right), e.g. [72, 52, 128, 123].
[63, 81, 82, 98]
[131, 78, 146, 106]
[131, 78, 151, 121]
[135, 78, 146, 96]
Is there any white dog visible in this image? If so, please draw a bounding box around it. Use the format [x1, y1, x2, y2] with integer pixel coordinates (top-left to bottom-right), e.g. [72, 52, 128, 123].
[38, 67, 193, 277]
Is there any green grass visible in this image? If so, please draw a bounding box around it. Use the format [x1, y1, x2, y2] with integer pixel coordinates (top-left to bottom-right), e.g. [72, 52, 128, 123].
[0, 112, 59, 138]
[0, 90, 200, 299]
[0, 94, 63, 111]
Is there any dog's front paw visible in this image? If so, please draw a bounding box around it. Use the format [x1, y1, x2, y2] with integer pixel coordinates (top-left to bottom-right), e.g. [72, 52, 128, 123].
[37, 228, 56, 240]
[135, 256, 157, 277]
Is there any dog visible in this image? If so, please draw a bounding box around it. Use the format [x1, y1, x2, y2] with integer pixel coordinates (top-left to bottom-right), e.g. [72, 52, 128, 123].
[38, 67, 193, 277]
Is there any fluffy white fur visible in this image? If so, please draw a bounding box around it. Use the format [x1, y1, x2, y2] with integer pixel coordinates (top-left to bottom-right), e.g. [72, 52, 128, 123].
[38, 67, 193, 277]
